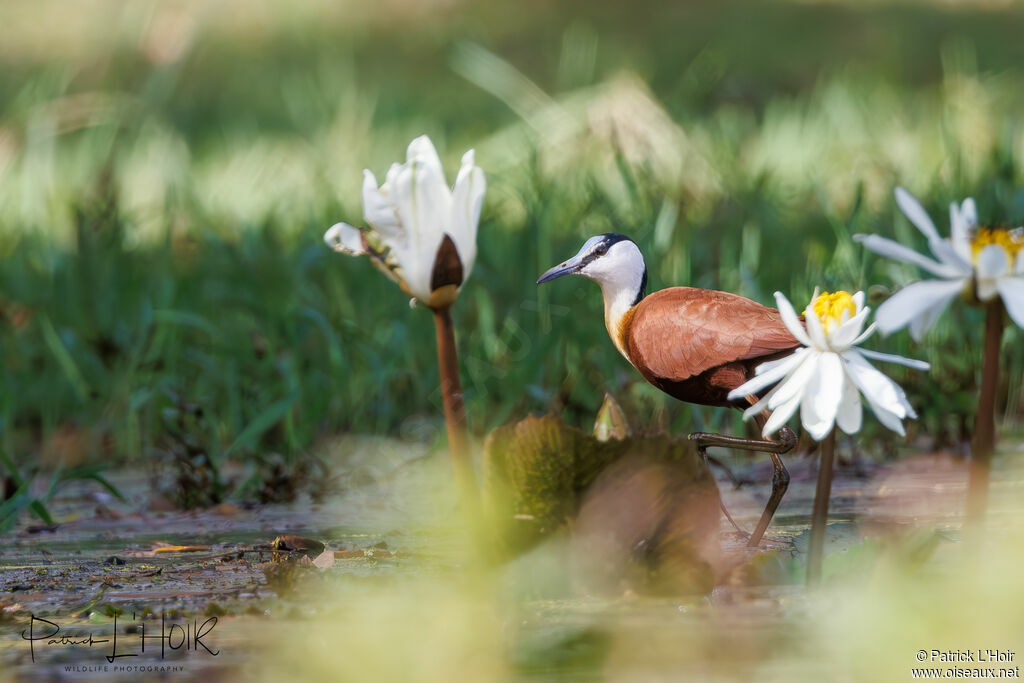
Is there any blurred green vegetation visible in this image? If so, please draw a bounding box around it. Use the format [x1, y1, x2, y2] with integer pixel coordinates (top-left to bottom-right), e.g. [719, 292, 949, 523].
[0, 0, 1023, 496]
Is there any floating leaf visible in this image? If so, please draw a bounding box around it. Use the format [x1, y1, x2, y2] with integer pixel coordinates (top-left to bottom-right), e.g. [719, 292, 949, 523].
[271, 535, 326, 556]
[151, 544, 210, 554]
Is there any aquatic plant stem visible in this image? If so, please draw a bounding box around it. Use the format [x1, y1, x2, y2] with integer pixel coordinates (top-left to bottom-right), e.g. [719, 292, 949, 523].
[807, 428, 836, 585]
[433, 305, 481, 520]
[967, 300, 1004, 523]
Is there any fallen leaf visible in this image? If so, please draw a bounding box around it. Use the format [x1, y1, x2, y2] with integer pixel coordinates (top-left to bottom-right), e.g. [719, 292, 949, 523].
[271, 535, 325, 555]
[151, 543, 209, 553]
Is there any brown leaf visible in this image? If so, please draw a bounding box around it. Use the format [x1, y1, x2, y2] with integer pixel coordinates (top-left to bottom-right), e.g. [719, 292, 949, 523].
[271, 535, 325, 555]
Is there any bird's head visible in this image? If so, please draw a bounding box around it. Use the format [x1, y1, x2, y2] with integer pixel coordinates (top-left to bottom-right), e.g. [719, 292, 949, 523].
[537, 233, 647, 305]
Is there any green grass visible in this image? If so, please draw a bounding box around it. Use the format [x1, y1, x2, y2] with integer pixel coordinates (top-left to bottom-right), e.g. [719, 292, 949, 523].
[0, 0, 1023, 502]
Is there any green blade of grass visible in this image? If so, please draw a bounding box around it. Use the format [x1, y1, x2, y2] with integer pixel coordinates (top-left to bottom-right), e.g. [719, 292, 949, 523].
[40, 316, 89, 402]
[222, 393, 299, 459]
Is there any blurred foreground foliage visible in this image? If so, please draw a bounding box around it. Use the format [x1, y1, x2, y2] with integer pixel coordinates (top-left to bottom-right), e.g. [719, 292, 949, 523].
[482, 410, 719, 594]
[0, 0, 1022, 502]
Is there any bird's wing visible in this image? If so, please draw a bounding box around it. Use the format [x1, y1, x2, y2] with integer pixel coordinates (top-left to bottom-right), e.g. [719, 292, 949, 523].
[626, 287, 802, 383]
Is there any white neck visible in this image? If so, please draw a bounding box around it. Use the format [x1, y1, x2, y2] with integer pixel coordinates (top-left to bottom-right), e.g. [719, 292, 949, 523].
[577, 241, 647, 358]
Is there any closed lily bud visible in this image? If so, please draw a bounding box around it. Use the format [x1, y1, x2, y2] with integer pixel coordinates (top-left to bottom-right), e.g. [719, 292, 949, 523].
[324, 135, 485, 310]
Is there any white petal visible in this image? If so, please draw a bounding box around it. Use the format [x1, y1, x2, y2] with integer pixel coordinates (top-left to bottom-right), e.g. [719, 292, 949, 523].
[891, 189, 971, 270]
[975, 245, 1010, 301]
[975, 244, 1009, 279]
[960, 198, 977, 228]
[762, 390, 800, 438]
[742, 355, 812, 420]
[804, 293, 829, 350]
[727, 350, 806, 400]
[324, 222, 365, 255]
[868, 401, 907, 436]
[449, 149, 486, 281]
[768, 351, 819, 410]
[830, 306, 870, 349]
[895, 187, 941, 242]
[1015, 249, 1024, 276]
[389, 153, 452, 301]
[854, 234, 965, 278]
[852, 290, 865, 312]
[362, 170, 403, 241]
[949, 199, 976, 263]
[898, 389, 918, 420]
[997, 277, 1024, 329]
[800, 352, 844, 441]
[742, 383, 781, 421]
[875, 278, 966, 339]
[835, 376, 863, 435]
[929, 237, 972, 272]
[908, 299, 950, 341]
[405, 135, 444, 176]
[843, 351, 912, 435]
[774, 291, 813, 347]
[754, 353, 800, 376]
[858, 348, 931, 371]
[850, 322, 878, 347]
[843, 351, 905, 416]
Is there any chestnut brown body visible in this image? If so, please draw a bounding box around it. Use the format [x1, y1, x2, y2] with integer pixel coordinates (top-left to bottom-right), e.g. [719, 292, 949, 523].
[623, 287, 801, 407]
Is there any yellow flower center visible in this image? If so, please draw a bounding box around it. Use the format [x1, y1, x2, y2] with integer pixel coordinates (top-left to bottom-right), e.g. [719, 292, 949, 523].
[806, 291, 856, 333]
[971, 227, 1024, 262]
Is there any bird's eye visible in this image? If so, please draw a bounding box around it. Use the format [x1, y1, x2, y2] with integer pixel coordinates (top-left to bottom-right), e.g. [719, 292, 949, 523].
[595, 243, 609, 255]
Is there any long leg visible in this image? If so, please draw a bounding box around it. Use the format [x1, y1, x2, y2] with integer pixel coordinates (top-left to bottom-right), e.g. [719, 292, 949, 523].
[689, 425, 796, 547]
[747, 452, 790, 547]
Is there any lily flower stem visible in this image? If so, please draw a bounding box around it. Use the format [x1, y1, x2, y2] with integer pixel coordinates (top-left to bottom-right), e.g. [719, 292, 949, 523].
[807, 428, 836, 585]
[432, 305, 481, 521]
[967, 300, 1005, 523]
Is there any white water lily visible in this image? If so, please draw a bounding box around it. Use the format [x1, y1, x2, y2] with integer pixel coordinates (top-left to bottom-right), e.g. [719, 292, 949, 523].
[854, 187, 1024, 339]
[324, 135, 486, 309]
[727, 290, 929, 441]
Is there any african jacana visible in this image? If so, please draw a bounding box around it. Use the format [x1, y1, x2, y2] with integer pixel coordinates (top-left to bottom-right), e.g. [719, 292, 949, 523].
[538, 233, 801, 547]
